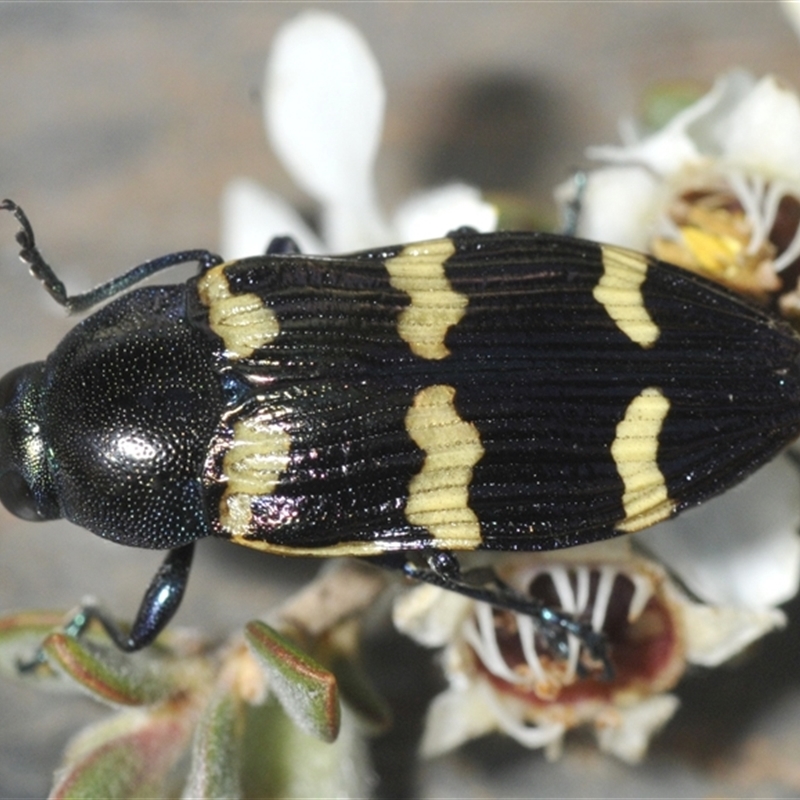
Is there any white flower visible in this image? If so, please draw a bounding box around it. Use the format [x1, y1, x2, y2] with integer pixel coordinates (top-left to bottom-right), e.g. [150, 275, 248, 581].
[394, 537, 786, 764]
[557, 71, 800, 302]
[221, 11, 496, 259]
[637, 457, 800, 610]
[782, 1, 800, 42]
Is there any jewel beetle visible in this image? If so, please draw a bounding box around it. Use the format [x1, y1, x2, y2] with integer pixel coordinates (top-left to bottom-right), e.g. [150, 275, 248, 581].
[2, 199, 800, 658]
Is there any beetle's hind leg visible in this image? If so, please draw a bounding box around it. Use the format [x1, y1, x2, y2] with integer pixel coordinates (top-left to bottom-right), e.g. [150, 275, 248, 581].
[375, 550, 612, 679]
[17, 544, 195, 672]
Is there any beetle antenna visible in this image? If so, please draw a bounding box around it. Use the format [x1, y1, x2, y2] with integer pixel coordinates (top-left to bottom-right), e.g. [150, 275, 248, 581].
[1, 199, 224, 314]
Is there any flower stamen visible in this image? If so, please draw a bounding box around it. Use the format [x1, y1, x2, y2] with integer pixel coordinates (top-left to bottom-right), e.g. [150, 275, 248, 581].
[591, 567, 617, 633]
[516, 613, 549, 685]
[651, 178, 783, 299]
[464, 603, 520, 684]
[627, 573, 655, 622]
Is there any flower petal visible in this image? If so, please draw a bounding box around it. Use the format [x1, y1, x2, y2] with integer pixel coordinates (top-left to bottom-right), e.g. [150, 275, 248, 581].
[555, 166, 660, 249]
[587, 71, 755, 176]
[265, 11, 389, 249]
[320, 200, 390, 252]
[51, 706, 195, 800]
[393, 583, 473, 648]
[716, 75, 800, 182]
[783, 0, 800, 39]
[678, 69, 756, 154]
[392, 184, 498, 242]
[677, 598, 785, 667]
[477, 684, 565, 752]
[220, 177, 322, 259]
[419, 684, 508, 758]
[635, 456, 800, 608]
[594, 694, 679, 763]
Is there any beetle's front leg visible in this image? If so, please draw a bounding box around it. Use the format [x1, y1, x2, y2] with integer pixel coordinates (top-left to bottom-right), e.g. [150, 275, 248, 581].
[42, 544, 195, 661]
[17, 544, 195, 672]
[72, 543, 195, 652]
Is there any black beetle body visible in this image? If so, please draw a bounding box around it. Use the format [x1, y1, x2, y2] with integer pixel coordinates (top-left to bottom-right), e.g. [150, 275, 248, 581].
[3, 200, 800, 655]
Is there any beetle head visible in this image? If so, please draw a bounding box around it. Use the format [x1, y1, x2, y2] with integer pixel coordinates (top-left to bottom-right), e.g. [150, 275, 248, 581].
[0, 362, 59, 521]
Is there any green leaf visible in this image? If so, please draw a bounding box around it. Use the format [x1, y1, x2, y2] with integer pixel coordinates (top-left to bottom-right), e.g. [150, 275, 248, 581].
[641, 80, 705, 132]
[244, 621, 340, 743]
[50, 706, 195, 800]
[183, 689, 245, 800]
[241, 699, 375, 800]
[42, 633, 178, 707]
[0, 610, 65, 684]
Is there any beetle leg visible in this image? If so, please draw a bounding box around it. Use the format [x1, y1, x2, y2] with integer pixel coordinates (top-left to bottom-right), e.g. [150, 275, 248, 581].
[375, 551, 612, 678]
[1, 199, 223, 313]
[121, 543, 196, 650]
[266, 235, 302, 255]
[559, 169, 588, 236]
[16, 544, 195, 672]
[81, 543, 196, 652]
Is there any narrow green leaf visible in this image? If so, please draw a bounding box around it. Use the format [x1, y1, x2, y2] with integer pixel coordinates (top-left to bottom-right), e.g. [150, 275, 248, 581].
[244, 621, 340, 743]
[42, 633, 177, 707]
[241, 699, 375, 800]
[50, 708, 194, 800]
[0, 610, 65, 683]
[182, 690, 244, 800]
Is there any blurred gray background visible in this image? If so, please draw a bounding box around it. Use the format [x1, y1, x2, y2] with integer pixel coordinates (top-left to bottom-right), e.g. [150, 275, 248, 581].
[3, 3, 800, 798]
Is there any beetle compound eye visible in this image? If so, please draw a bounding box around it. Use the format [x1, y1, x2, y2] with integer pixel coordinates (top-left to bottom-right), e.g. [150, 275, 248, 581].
[0, 361, 56, 522]
[0, 469, 42, 521]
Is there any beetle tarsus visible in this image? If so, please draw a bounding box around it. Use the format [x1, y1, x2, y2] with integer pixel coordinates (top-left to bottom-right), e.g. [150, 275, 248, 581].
[560, 170, 588, 236]
[425, 550, 462, 580]
[14, 603, 132, 673]
[375, 551, 614, 678]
